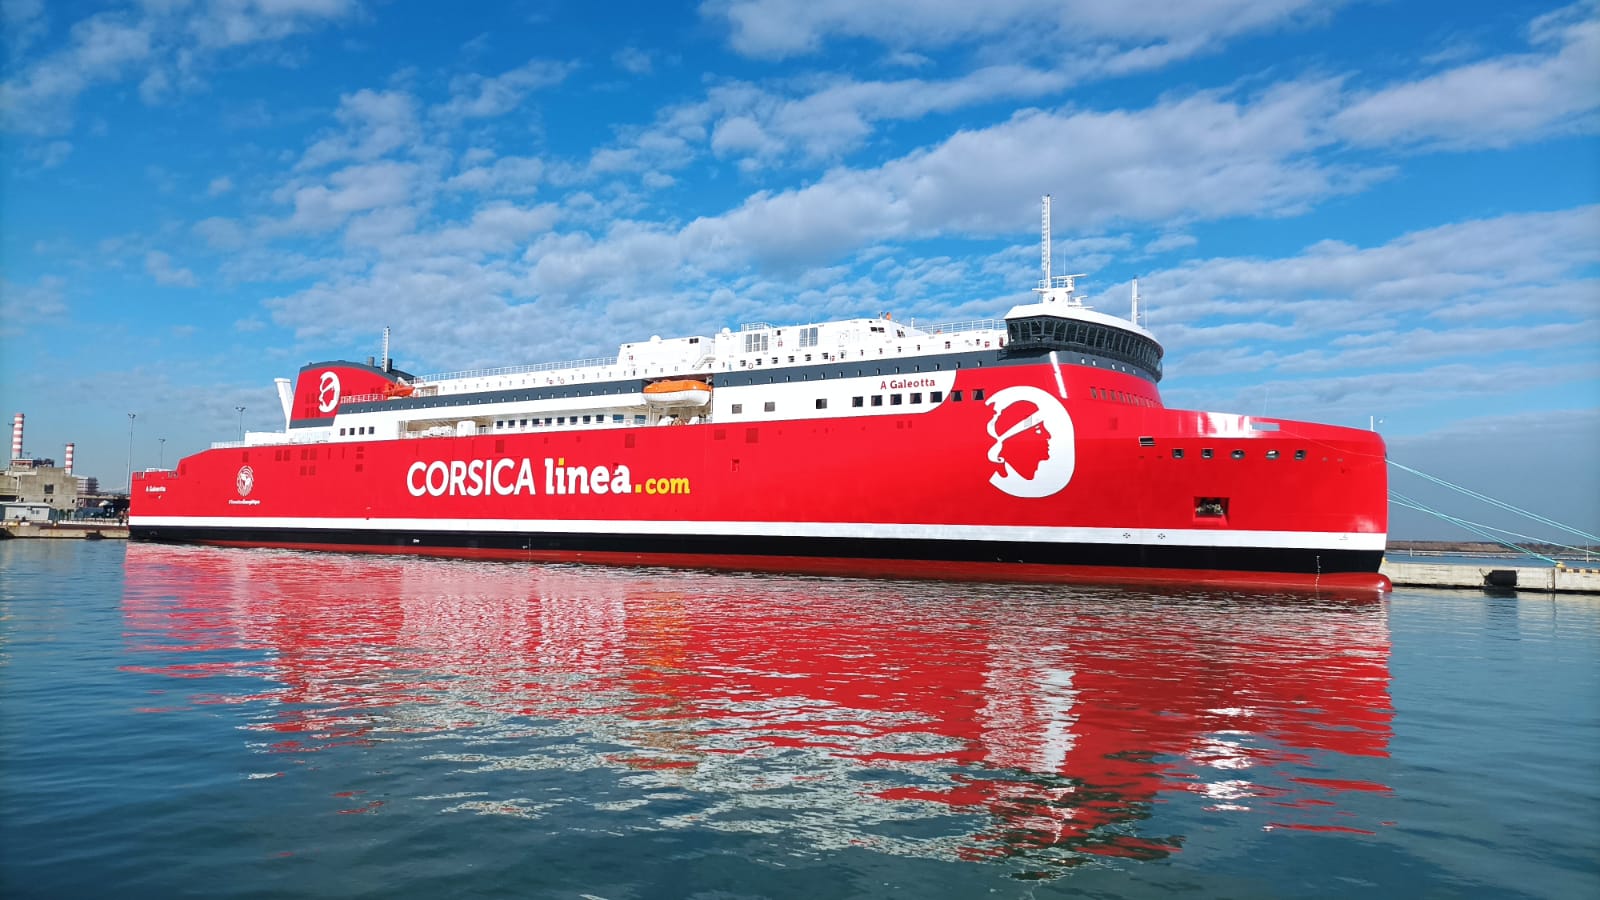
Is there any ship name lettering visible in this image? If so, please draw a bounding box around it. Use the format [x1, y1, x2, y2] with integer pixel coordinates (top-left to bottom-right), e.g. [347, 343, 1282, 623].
[406, 458, 537, 498]
[404, 456, 682, 499]
[545, 457, 632, 496]
[881, 377, 936, 390]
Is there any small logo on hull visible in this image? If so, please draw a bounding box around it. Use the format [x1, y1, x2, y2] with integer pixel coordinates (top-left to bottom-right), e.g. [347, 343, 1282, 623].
[317, 371, 341, 413]
[985, 385, 1075, 498]
[236, 465, 255, 497]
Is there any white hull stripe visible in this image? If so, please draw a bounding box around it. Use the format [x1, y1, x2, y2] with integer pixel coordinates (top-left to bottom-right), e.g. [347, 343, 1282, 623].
[130, 516, 1387, 552]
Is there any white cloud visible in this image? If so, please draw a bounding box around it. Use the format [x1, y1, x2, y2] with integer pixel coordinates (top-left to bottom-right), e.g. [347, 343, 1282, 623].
[445, 155, 545, 195]
[1333, 0, 1600, 148]
[613, 47, 652, 75]
[1143, 232, 1197, 255]
[0, 13, 152, 133]
[0, 275, 68, 336]
[1, 0, 359, 135]
[685, 81, 1370, 268]
[275, 160, 421, 233]
[432, 59, 573, 121]
[195, 216, 247, 250]
[1142, 206, 1600, 329]
[145, 250, 198, 287]
[297, 89, 421, 169]
[138, 67, 171, 104]
[182, 0, 360, 50]
[710, 115, 784, 158]
[207, 175, 234, 196]
[704, 0, 1336, 59]
[2, 0, 48, 59]
[24, 139, 73, 169]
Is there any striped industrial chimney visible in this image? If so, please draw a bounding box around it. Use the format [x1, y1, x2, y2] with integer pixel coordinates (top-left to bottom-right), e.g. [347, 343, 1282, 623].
[10, 413, 21, 463]
[64, 442, 75, 475]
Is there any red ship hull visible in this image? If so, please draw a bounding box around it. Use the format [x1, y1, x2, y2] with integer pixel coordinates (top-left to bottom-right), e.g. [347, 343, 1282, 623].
[132, 359, 1389, 592]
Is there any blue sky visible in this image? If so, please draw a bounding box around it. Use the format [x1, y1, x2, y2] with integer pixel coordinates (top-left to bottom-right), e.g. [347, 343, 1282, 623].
[2, 0, 1597, 541]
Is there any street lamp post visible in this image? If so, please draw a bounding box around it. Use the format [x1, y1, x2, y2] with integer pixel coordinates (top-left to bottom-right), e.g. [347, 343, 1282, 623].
[159, 438, 166, 469]
[126, 412, 136, 492]
[236, 406, 246, 440]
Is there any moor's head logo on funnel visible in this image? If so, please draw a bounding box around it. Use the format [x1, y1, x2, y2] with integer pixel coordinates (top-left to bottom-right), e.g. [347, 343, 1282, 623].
[985, 385, 1075, 498]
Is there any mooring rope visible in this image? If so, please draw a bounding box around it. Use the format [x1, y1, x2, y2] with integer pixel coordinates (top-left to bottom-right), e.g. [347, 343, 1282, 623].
[1388, 459, 1599, 545]
[1388, 490, 1561, 564]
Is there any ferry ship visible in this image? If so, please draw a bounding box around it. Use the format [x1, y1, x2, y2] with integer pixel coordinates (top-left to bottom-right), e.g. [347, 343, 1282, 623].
[130, 198, 1389, 591]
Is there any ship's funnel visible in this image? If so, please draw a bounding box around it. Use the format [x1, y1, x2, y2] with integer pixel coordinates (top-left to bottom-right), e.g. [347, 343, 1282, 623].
[276, 378, 294, 431]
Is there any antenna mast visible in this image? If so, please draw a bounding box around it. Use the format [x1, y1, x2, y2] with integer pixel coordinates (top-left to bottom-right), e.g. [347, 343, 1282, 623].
[1041, 194, 1052, 286]
[382, 326, 390, 372]
[1131, 279, 1140, 325]
[1034, 194, 1085, 307]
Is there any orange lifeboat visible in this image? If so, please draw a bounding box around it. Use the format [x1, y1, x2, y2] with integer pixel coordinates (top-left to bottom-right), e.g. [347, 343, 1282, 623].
[383, 382, 415, 399]
[643, 379, 712, 406]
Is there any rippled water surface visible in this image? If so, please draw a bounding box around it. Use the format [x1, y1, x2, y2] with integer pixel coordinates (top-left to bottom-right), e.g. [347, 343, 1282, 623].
[1, 541, 1596, 898]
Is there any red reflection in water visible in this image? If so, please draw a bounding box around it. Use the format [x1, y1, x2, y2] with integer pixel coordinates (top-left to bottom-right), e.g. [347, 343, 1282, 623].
[122, 545, 1392, 866]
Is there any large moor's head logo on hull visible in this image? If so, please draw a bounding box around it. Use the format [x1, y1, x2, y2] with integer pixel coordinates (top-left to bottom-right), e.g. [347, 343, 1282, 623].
[317, 371, 341, 413]
[985, 385, 1075, 498]
[236, 465, 255, 498]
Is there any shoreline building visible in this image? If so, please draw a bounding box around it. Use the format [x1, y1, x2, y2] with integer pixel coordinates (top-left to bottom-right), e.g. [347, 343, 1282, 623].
[3, 413, 83, 521]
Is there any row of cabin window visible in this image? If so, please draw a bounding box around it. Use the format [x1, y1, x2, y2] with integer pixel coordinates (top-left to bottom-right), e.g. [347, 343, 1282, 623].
[495, 414, 647, 428]
[1092, 386, 1155, 407]
[338, 426, 376, 436]
[727, 389, 988, 415]
[1170, 448, 1308, 461]
[737, 339, 978, 369]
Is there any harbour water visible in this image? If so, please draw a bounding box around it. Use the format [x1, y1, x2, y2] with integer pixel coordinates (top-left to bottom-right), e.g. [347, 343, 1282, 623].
[1, 541, 1595, 899]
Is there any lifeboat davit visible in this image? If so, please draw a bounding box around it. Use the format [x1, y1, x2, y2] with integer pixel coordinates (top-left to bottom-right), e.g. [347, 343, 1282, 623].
[644, 379, 712, 407]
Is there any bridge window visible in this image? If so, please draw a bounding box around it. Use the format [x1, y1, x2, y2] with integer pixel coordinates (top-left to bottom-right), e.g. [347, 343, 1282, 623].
[1005, 315, 1164, 380]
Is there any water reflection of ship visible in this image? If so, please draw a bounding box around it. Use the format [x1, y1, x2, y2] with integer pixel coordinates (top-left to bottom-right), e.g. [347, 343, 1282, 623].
[122, 545, 1393, 867]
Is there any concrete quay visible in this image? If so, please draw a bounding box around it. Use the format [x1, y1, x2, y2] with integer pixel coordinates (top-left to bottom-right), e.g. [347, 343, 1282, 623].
[1382, 559, 1600, 594]
[2, 521, 128, 540]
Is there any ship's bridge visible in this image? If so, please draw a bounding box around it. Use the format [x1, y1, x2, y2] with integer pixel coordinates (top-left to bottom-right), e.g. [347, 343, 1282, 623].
[1002, 274, 1164, 382]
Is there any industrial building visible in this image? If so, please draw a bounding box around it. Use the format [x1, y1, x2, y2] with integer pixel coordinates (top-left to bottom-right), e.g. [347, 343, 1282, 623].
[2, 413, 83, 521]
